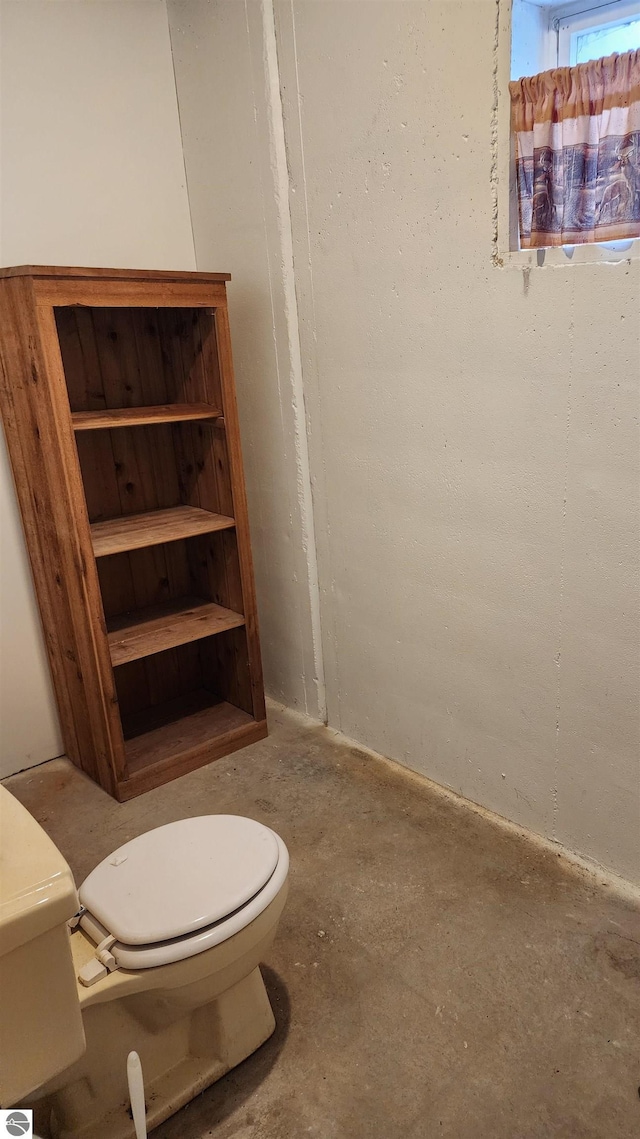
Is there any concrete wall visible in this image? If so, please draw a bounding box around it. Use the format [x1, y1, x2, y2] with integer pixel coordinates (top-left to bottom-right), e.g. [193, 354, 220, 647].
[0, 0, 195, 776]
[169, 0, 639, 883]
[168, 0, 325, 718]
[279, 0, 640, 882]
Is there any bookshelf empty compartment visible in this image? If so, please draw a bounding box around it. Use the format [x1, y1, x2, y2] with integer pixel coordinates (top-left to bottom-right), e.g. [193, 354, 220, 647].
[97, 532, 246, 667]
[55, 306, 223, 413]
[114, 630, 257, 797]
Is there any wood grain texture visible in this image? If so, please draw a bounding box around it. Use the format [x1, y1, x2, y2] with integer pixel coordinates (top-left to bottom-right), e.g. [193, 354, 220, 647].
[119, 721, 269, 799]
[97, 542, 192, 619]
[57, 308, 223, 412]
[34, 278, 226, 309]
[0, 267, 266, 799]
[0, 279, 125, 792]
[77, 423, 182, 522]
[91, 505, 235, 557]
[119, 703, 268, 798]
[114, 643, 201, 724]
[0, 265, 231, 281]
[107, 596, 245, 666]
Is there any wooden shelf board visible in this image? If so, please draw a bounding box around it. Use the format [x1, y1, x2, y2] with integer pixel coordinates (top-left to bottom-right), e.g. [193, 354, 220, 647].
[118, 712, 267, 800]
[121, 692, 261, 780]
[91, 505, 235, 558]
[108, 596, 245, 666]
[72, 404, 223, 430]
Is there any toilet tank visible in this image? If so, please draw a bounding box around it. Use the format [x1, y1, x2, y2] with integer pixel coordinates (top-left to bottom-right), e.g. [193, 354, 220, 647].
[0, 787, 85, 1106]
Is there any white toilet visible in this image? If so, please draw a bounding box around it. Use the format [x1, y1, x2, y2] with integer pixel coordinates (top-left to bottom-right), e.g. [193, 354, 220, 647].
[0, 787, 289, 1139]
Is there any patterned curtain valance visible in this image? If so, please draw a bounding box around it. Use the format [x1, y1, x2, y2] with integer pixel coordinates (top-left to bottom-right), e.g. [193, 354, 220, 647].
[510, 50, 640, 249]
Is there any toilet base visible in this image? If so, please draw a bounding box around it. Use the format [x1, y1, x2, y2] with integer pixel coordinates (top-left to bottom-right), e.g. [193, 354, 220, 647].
[35, 967, 275, 1139]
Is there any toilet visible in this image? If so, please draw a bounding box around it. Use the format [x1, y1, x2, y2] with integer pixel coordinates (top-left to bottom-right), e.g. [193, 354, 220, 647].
[0, 787, 289, 1139]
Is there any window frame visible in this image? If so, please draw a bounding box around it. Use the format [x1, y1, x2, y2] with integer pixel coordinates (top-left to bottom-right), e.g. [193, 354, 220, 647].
[555, 0, 640, 66]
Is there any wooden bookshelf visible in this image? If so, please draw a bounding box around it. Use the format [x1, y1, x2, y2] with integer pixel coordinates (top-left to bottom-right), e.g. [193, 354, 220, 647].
[0, 266, 266, 800]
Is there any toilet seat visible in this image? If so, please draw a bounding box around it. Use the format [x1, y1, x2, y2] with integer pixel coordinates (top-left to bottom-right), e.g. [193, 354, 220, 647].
[76, 817, 289, 977]
[80, 815, 280, 945]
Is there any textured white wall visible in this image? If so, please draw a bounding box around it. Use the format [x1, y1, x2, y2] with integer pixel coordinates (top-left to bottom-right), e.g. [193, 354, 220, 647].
[0, 0, 195, 776]
[169, 0, 640, 881]
[275, 0, 640, 882]
[168, 0, 325, 718]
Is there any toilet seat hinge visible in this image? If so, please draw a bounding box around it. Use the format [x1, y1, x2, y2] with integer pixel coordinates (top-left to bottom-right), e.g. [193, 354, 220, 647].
[96, 933, 118, 973]
[78, 933, 121, 988]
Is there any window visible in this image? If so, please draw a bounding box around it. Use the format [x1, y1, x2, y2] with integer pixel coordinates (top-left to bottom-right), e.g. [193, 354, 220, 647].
[508, 0, 640, 252]
[511, 0, 640, 81]
[558, 2, 640, 66]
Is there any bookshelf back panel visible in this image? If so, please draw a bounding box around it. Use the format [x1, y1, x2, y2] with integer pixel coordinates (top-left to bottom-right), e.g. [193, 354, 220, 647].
[114, 629, 253, 731]
[75, 420, 232, 522]
[114, 640, 203, 723]
[55, 306, 222, 411]
[97, 533, 245, 620]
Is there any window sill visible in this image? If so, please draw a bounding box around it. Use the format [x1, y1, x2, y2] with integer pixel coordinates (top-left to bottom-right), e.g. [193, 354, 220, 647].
[493, 239, 640, 270]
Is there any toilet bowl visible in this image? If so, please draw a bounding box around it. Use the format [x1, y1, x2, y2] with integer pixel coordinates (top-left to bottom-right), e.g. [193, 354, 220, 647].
[0, 789, 289, 1139]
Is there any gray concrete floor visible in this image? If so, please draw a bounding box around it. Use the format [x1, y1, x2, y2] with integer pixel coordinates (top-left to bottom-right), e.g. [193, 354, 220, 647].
[5, 704, 640, 1138]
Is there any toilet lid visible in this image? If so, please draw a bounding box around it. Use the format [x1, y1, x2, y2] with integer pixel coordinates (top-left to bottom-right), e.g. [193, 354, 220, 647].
[78, 815, 280, 945]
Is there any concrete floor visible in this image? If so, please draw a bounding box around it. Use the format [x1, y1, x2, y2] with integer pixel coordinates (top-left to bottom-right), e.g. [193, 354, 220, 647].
[5, 704, 640, 1138]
